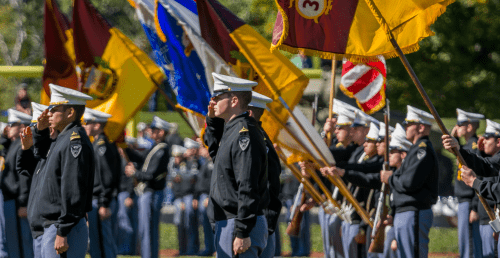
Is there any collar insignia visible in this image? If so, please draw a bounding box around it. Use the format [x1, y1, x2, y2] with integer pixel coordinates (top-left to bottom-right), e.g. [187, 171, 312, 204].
[239, 127, 249, 133]
[472, 142, 478, 149]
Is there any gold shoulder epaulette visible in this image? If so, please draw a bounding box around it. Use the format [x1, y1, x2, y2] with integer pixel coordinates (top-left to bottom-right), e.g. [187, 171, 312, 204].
[418, 142, 427, 148]
[472, 142, 478, 149]
[336, 142, 344, 148]
[98, 139, 106, 145]
[239, 126, 249, 133]
[70, 131, 80, 141]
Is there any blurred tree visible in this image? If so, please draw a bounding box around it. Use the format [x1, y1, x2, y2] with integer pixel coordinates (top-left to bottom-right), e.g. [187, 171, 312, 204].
[386, 0, 500, 117]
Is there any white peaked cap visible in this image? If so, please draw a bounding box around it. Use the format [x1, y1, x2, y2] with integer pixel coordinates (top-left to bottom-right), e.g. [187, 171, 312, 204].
[0, 122, 7, 133]
[333, 99, 358, 114]
[212, 73, 257, 97]
[7, 108, 31, 125]
[378, 122, 395, 141]
[405, 105, 435, 126]
[137, 122, 147, 132]
[171, 144, 187, 157]
[31, 102, 48, 125]
[389, 123, 412, 151]
[184, 138, 200, 149]
[336, 107, 355, 126]
[48, 83, 92, 110]
[456, 108, 484, 125]
[353, 110, 378, 128]
[365, 122, 380, 141]
[150, 116, 170, 131]
[484, 119, 500, 138]
[249, 91, 272, 109]
[83, 108, 112, 123]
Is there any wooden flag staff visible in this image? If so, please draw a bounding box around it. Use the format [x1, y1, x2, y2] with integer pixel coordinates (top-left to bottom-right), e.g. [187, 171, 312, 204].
[327, 58, 337, 147]
[363, 0, 497, 223]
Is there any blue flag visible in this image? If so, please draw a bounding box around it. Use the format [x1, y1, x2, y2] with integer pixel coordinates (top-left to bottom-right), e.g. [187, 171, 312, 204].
[135, 0, 211, 116]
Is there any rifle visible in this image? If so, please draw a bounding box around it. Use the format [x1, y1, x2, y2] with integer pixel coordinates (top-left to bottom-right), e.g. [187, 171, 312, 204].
[286, 95, 323, 236]
[369, 100, 391, 253]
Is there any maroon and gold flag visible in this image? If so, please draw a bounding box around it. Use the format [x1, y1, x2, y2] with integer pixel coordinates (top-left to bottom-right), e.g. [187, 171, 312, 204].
[271, 0, 454, 62]
[72, 0, 164, 141]
[42, 0, 78, 104]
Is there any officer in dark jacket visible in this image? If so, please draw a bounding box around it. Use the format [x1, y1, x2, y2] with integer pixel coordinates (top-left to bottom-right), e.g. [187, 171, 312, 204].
[2, 108, 33, 258]
[28, 83, 94, 257]
[381, 105, 439, 258]
[450, 108, 484, 258]
[247, 91, 282, 258]
[203, 73, 269, 258]
[443, 118, 500, 258]
[125, 116, 170, 258]
[83, 108, 119, 258]
[194, 146, 215, 256]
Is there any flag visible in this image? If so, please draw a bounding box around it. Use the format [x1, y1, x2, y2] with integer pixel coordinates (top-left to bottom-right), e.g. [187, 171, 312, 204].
[158, 0, 236, 91]
[42, 0, 78, 105]
[340, 58, 387, 114]
[197, 0, 310, 153]
[271, 0, 454, 62]
[73, 0, 164, 141]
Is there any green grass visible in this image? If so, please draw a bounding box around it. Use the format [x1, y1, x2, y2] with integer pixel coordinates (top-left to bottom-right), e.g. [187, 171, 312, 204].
[105, 222, 458, 257]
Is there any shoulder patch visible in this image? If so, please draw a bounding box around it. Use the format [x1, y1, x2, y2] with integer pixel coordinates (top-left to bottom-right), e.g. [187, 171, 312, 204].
[70, 131, 80, 141]
[71, 144, 82, 158]
[417, 149, 426, 160]
[239, 136, 250, 151]
[472, 142, 478, 149]
[98, 146, 106, 156]
[97, 139, 106, 145]
[239, 126, 249, 133]
[418, 142, 427, 148]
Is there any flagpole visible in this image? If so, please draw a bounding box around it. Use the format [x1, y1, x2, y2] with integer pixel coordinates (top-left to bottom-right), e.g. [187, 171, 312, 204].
[327, 58, 337, 147]
[362, 0, 496, 222]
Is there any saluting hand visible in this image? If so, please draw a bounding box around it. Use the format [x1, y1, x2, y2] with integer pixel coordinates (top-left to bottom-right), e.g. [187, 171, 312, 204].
[20, 127, 33, 150]
[37, 109, 50, 131]
[54, 235, 69, 254]
[460, 165, 476, 188]
[441, 135, 460, 151]
[207, 100, 216, 118]
[477, 136, 485, 151]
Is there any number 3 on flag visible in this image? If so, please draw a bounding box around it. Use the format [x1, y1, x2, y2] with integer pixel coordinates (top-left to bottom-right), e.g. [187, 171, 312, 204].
[293, 0, 332, 23]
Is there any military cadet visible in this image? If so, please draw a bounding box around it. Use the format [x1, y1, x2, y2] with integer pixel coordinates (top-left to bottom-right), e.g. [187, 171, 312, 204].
[443, 119, 500, 258]
[124, 116, 170, 258]
[83, 108, 119, 258]
[28, 83, 94, 257]
[2, 108, 33, 258]
[203, 73, 269, 258]
[194, 145, 215, 256]
[380, 105, 439, 258]
[450, 109, 484, 258]
[170, 142, 199, 255]
[247, 91, 283, 258]
[115, 145, 138, 255]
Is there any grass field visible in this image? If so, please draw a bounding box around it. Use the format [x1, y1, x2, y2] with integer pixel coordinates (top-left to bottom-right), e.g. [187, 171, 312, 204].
[103, 222, 458, 258]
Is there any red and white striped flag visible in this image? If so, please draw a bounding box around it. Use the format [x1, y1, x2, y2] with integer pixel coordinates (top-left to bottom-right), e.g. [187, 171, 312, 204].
[340, 58, 387, 114]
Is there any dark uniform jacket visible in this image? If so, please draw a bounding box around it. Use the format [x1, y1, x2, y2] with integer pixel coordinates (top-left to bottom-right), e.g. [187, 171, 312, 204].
[92, 133, 121, 208]
[260, 126, 282, 235]
[28, 122, 95, 237]
[118, 155, 135, 195]
[454, 136, 479, 212]
[204, 112, 270, 238]
[126, 141, 170, 192]
[0, 138, 23, 203]
[0, 136, 10, 157]
[389, 136, 439, 213]
[170, 159, 197, 198]
[458, 147, 500, 224]
[194, 159, 213, 199]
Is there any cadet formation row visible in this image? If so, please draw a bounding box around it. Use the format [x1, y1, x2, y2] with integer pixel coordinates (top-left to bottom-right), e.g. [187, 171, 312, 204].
[0, 72, 499, 258]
